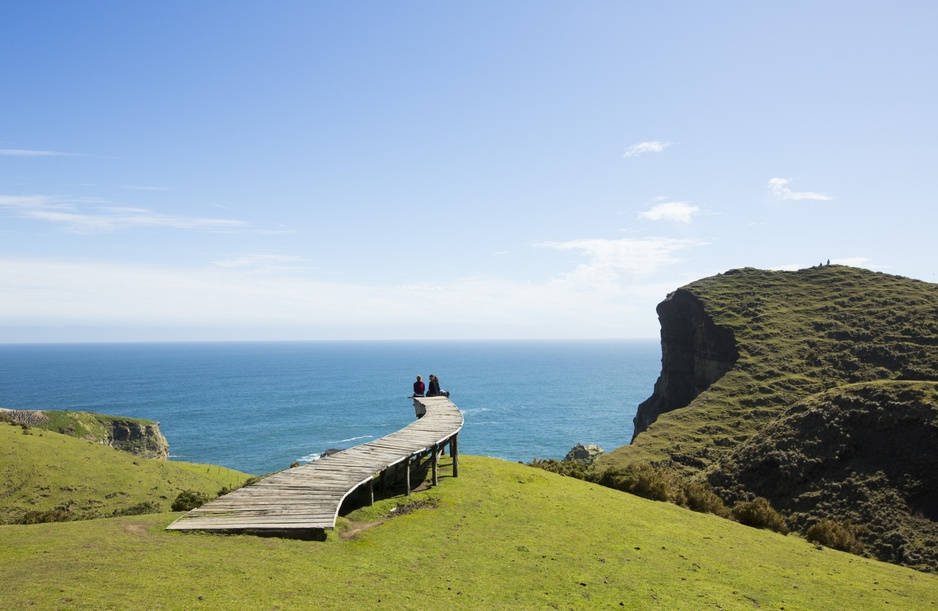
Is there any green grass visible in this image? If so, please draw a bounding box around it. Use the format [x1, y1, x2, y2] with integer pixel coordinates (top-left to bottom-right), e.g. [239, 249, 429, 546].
[1, 456, 935, 609]
[601, 266, 938, 475]
[595, 265, 938, 572]
[0, 421, 251, 523]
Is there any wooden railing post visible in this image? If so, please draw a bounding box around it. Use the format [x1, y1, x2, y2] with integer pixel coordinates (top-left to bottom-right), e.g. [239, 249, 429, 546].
[432, 444, 439, 487]
[451, 434, 459, 478]
[405, 455, 412, 496]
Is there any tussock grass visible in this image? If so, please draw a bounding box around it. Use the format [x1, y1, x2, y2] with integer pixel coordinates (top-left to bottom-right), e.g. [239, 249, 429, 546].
[1, 456, 935, 609]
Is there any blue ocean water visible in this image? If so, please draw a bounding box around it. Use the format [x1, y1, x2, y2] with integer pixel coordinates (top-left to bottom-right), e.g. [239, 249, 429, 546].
[0, 340, 660, 475]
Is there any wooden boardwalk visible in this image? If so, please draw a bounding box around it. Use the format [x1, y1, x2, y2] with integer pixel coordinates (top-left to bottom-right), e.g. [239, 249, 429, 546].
[166, 396, 462, 532]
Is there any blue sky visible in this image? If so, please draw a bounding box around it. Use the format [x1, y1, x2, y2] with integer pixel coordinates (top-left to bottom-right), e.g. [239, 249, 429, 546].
[2, 2, 936, 342]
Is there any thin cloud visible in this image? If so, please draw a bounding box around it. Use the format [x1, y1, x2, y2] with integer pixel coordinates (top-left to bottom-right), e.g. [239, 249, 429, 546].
[638, 201, 700, 223]
[119, 185, 169, 191]
[768, 177, 833, 201]
[214, 253, 308, 272]
[0, 148, 83, 157]
[537, 236, 708, 284]
[0, 255, 670, 339]
[0, 194, 267, 234]
[623, 141, 673, 158]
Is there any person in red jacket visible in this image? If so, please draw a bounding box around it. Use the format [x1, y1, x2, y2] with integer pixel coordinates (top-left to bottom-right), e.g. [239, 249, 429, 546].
[413, 375, 425, 397]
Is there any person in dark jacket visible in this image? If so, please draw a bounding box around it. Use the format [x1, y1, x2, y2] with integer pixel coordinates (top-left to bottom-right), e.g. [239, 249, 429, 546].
[413, 375, 425, 397]
[426, 374, 449, 397]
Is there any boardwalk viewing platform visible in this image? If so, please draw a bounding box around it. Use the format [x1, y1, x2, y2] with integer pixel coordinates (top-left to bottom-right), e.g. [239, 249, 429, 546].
[166, 396, 463, 533]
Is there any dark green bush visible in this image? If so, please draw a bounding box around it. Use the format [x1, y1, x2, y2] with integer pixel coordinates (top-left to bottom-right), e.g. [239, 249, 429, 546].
[112, 501, 162, 517]
[17, 509, 72, 524]
[529, 459, 730, 516]
[732, 497, 789, 534]
[806, 519, 864, 554]
[527, 458, 595, 480]
[596, 463, 673, 502]
[171, 489, 211, 512]
[677, 481, 731, 517]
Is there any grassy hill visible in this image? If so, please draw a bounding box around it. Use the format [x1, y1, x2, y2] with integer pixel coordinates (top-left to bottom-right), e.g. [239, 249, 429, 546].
[0, 419, 250, 524]
[602, 265, 938, 474]
[1, 454, 936, 609]
[598, 265, 938, 571]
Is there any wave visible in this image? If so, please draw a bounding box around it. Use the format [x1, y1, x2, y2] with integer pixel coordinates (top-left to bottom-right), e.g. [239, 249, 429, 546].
[459, 407, 491, 416]
[336, 434, 373, 444]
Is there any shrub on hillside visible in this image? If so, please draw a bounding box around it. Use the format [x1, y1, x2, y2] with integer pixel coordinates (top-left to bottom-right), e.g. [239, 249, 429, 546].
[596, 463, 673, 502]
[16, 509, 72, 524]
[527, 458, 594, 480]
[171, 490, 211, 512]
[676, 480, 731, 517]
[732, 497, 789, 534]
[806, 519, 864, 554]
[112, 501, 162, 517]
[528, 459, 731, 516]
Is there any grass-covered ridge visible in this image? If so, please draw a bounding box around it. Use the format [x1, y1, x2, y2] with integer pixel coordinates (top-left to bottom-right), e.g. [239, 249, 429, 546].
[1, 455, 936, 610]
[603, 265, 938, 475]
[1, 407, 170, 458]
[0, 420, 250, 524]
[598, 265, 938, 571]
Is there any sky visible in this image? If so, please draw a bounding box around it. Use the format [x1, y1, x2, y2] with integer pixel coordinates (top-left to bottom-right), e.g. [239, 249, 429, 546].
[1, 1, 936, 343]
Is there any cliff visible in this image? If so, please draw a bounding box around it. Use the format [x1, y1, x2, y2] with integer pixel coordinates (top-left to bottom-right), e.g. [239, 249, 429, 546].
[599, 265, 938, 571]
[0, 409, 169, 459]
[631, 288, 738, 441]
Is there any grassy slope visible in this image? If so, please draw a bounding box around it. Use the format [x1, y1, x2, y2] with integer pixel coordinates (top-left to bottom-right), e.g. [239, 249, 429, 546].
[0, 421, 250, 523]
[599, 265, 938, 476]
[1, 456, 936, 610]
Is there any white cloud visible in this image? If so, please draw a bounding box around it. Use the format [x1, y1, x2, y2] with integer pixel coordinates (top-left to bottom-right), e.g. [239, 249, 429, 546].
[0, 241, 704, 340]
[0, 193, 269, 234]
[213, 253, 307, 272]
[0, 148, 81, 157]
[831, 257, 869, 267]
[537, 237, 708, 287]
[768, 177, 833, 201]
[623, 141, 673, 158]
[638, 201, 700, 223]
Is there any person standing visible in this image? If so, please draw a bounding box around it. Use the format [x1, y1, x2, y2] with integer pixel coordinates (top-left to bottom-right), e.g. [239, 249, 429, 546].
[413, 375, 425, 397]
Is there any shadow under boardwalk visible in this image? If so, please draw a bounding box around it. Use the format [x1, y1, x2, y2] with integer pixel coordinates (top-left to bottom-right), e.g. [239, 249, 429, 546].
[165, 397, 462, 533]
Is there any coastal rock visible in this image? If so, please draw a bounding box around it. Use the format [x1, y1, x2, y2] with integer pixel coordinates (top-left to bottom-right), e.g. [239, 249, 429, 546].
[631, 288, 739, 442]
[103, 419, 169, 459]
[0, 409, 169, 459]
[564, 443, 604, 465]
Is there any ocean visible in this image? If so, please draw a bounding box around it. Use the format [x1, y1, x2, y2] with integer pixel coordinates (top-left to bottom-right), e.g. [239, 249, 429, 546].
[0, 340, 660, 475]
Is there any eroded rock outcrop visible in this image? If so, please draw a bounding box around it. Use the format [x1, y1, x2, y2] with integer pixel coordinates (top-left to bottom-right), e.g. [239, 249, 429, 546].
[102, 418, 169, 459]
[631, 289, 739, 442]
[564, 443, 604, 465]
[0, 409, 169, 459]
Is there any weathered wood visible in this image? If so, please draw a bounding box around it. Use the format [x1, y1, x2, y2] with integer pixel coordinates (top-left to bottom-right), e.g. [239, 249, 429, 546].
[452, 433, 459, 478]
[405, 455, 412, 496]
[166, 396, 462, 532]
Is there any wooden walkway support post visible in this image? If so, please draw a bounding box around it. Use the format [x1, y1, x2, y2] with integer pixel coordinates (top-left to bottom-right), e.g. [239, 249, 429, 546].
[405, 455, 412, 496]
[451, 433, 459, 478]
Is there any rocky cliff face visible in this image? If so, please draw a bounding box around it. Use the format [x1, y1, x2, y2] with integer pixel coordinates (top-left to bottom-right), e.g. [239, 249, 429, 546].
[102, 418, 169, 459]
[631, 288, 739, 442]
[0, 409, 169, 459]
